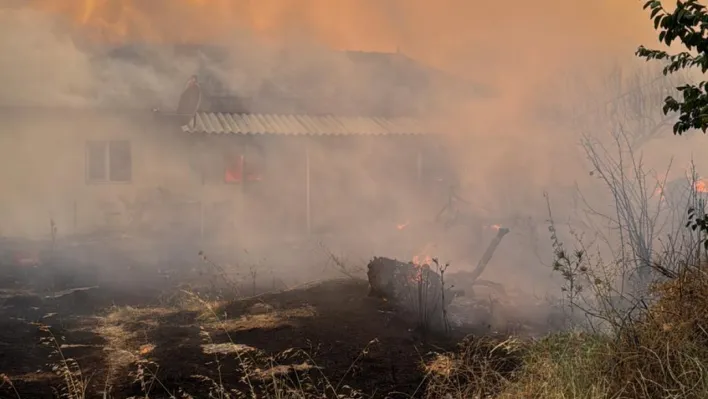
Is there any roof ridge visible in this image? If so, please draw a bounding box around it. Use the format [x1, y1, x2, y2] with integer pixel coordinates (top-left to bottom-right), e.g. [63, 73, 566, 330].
[184, 111, 430, 136]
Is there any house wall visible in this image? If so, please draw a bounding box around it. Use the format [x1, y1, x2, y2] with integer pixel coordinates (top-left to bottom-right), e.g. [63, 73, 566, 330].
[0, 106, 444, 248]
[190, 135, 308, 245]
[189, 134, 433, 245]
[306, 135, 430, 234]
[0, 109, 245, 240]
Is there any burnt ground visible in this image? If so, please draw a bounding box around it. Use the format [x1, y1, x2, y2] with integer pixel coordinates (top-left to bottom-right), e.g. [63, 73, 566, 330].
[0, 236, 562, 398]
[0, 251, 468, 398]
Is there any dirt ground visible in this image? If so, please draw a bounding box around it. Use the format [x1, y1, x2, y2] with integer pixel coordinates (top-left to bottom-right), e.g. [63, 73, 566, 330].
[0, 234, 560, 398]
[0, 244, 464, 398]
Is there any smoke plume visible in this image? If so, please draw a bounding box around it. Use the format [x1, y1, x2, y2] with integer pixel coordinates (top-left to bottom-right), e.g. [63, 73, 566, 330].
[0, 1, 674, 294]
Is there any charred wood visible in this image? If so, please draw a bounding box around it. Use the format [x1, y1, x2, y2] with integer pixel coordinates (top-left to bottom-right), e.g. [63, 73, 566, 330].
[466, 227, 510, 282]
[366, 257, 463, 330]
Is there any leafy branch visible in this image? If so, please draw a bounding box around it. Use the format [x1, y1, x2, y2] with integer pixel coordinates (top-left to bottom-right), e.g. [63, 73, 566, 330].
[636, 0, 708, 134]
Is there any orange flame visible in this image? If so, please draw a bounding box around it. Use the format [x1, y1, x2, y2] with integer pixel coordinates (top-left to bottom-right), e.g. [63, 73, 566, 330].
[484, 224, 502, 231]
[696, 180, 708, 193]
[412, 255, 433, 267]
[654, 186, 664, 198]
[411, 242, 437, 267]
[653, 178, 708, 199]
[410, 255, 433, 283]
[396, 221, 410, 231]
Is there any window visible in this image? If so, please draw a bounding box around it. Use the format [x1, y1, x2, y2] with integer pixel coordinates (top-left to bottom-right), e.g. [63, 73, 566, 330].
[86, 140, 132, 183]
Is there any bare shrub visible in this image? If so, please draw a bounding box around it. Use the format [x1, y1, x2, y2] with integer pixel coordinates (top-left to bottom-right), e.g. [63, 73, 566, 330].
[319, 242, 366, 280]
[198, 250, 241, 298]
[580, 128, 671, 288]
[545, 125, 708, 333]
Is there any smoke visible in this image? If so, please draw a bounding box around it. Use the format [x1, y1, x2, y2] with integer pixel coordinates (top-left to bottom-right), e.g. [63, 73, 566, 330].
[0, 0, 675, 301]
[2, 1, 659, 115]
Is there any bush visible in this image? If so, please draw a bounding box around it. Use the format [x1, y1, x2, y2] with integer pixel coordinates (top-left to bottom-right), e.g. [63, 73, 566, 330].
[422, 266, 708, 398]
[604, 266, 708, 398]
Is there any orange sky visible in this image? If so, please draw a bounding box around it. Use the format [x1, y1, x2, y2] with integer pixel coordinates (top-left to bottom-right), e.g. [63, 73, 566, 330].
[28, 0, 658, 71]
[20, 0, 663, 144]
[15, 0, 666, 131]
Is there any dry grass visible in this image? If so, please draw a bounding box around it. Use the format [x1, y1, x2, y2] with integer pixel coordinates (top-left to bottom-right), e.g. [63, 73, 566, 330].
[601, 266, 708, 399]
[423, 336, 524, 398]
[421, 265, 708, 399]
[497, 333, 613, 399]
[419, 332, 615, 399]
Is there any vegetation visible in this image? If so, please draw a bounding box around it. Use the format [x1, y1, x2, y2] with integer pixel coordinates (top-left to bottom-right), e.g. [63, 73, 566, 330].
[637, 0, 708, 135]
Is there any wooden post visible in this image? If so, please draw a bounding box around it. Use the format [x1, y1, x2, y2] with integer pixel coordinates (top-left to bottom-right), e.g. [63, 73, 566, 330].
[200, 155, 206, 245]
[239, 153, 246, 240]
[416, 149, 423, 187]
[73, 200, 78, 233]
[305, 143, 311, 235]
[199, 200, 204, 242]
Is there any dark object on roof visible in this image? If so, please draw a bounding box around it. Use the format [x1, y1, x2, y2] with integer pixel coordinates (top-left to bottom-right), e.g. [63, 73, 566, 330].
[176, 75, 202, 119]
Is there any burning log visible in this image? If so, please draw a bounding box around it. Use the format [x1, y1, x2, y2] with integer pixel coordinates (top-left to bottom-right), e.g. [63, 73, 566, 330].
[468, 227, 510, 282]
[447, 227, 510, 296]
[367, 257, 464, 329]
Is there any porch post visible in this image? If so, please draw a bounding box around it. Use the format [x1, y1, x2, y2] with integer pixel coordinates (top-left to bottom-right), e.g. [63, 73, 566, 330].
[416, 149, 423, 187]
[198, 143, 206, 245]
[305, 142, 312, 235]
[199, 176, 205, 244]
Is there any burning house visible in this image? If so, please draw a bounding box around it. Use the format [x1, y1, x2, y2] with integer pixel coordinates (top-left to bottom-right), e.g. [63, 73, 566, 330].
[0, 44, 476, 247]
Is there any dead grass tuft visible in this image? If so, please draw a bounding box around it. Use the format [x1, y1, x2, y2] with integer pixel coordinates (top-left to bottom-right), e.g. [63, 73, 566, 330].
[424, 336, 524, 398]
[499, 333, 612, 399]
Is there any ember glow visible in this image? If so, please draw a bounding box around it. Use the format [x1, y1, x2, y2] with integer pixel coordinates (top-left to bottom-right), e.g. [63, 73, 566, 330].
[396, 222, 410, 231]
[484, 224, 502, 231]
[14, 252, 40, 267]
[412, 255, 433, 267]
[653, 178, 708, 200]
[411, 242, 437, 268]
[410, 255, 434, 283]
[696, 180, 708, 193]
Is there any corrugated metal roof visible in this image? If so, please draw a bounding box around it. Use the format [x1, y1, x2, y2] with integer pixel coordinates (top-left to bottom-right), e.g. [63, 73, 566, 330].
[182, 112, 431, 136]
